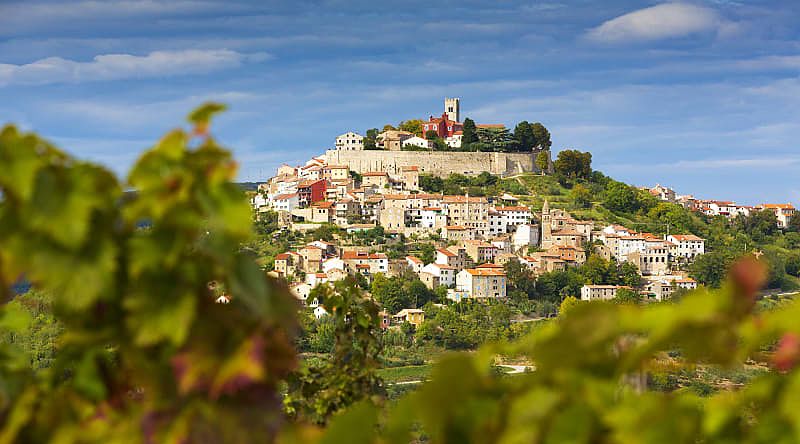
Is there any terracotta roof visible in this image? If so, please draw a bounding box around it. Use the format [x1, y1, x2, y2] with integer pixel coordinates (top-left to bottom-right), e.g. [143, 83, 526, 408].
[437, 248, 456, 257]
[326, 165, 349, 169]
[445, 225, 468, 230]
[363, 171, 389, 177]
[406, 256, 423, 264]
[401, 166, 419, 171]
[761, 203, 795, 210]
[465, 268, 506, 276]
[476, 123, 505, 129]
[313, 201, 335, 209]
[275, 253, 290, 260]
[670, 234, 704, 241]
[422, 207, 442, 211]
[272, 193, 298, 200]
[342, 251, 387, 260]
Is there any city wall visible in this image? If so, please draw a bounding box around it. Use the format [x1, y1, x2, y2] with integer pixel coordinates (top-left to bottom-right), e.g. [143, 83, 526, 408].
[325, 149, 544, 177]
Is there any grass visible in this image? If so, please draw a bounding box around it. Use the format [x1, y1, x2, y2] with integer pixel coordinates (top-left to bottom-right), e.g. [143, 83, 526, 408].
[377, 364, 433, 384]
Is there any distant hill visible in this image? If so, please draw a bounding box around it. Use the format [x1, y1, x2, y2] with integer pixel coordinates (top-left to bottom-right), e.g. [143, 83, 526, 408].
[237, 182, 260, 192]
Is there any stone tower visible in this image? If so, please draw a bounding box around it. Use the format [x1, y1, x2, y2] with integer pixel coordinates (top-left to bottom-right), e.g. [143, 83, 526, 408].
[444, 97, 460, 123]
[541, 199, 551, 248]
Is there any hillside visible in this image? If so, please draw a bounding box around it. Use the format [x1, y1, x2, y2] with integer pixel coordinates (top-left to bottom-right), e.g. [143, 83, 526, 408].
[418, 168, 800, 291]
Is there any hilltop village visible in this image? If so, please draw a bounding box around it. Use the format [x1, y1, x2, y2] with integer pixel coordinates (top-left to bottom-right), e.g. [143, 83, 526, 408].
[249, 98, 797, 324]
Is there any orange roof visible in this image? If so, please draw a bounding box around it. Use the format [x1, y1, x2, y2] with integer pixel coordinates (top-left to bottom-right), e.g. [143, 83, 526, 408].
[342, 251, 387, 260]
[476, 263, 503, 269]
[401, 166, 419, 171]
[313, 201, 335, 209]
[437, 248, 456, 257]
[445, 225, 467, 230]
[476, 123, 505, 129]
[465, 268, 506, 277]
[363, 171, 388, 177]
[406, 256, 423, 264]
[326, 165, 349, 169]
[761, 203, 795, 210]
[670, 234, 704, 241]
[275, 253, 290, 260]
[272, 192, 298, 200]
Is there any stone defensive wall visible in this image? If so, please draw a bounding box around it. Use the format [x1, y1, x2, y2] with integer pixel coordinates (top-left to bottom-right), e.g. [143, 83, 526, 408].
[325, 149, 544, 177]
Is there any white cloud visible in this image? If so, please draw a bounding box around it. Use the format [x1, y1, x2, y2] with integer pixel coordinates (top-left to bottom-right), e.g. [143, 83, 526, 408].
[586, 3, 728, 43]
[0, 49, 268, 86]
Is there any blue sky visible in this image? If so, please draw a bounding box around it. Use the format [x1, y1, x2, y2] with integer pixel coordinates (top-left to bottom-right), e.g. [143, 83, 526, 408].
[1, 0, 798, 205]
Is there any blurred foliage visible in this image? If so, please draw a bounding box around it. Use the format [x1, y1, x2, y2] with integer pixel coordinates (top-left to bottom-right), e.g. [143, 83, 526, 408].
[0, 105, 299, 443]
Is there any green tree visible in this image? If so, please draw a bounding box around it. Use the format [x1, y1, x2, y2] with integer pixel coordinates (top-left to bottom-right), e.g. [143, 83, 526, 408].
[558, 295, 580, 317]
[553, 149, 592, 179]
[398, 119, 424, 136]
[787, 214, 800, 232]
[419, 243, 435, 265]
[604, 181, 639, 213]
[285, 279, 385, 424]
[513, 121, 534, 151]
[536, 151, 550, 174]
[614, 287, 642, 304]
[419, 174, 443, 193]
[477, 127, 517, 152]
[364, 128, 380, 150]
[570, 183, 592, 209]
[618, 262, 643, 288]
[461, 118, 478, 145]
[689, 251, 734, 288]
[531, 122, 552, 149]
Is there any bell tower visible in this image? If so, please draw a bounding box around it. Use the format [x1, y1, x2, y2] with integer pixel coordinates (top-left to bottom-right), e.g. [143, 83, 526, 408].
[541, 199, 552, 248]
[444, 97, 460, 122]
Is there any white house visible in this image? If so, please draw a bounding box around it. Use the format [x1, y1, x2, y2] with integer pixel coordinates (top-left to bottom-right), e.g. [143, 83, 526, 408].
[401, 136, 431, 149]
[322, 257, 345, 273]
[420, 207, 446, 229]
[580, 285, 621, 301]
[406, 256, 424, 274]
[314, 306, 329, 319]
[421, 263, 456, 287]
[290, 282, 312, 306]
[666, 234, 705, 260]
[758, 204, 796, 228]
[602, 224, 634, 237]
[493, 206, 531, 230]
[512, 224, 539, 252]
[335, 131, 364, 151]
[251, 193, 269, 211]
[272, 193, 299, 212]
[445, 133, 462, 148]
